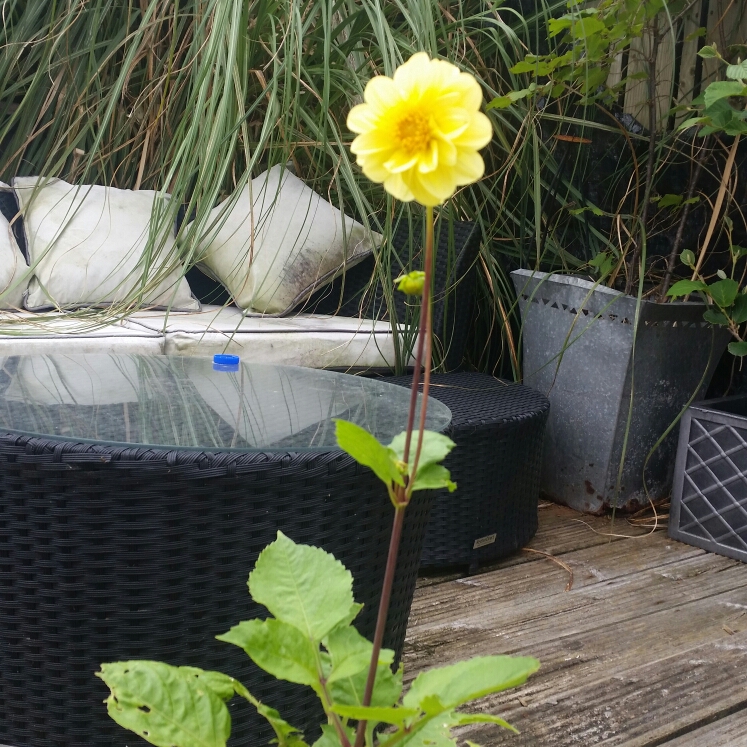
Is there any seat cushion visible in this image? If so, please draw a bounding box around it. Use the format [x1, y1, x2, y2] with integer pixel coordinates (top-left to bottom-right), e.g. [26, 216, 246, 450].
[13, 177, 199, 312]
[129, 305, 407, 369]
[0, 312, 164, 356]
[191, 165, 380, 315]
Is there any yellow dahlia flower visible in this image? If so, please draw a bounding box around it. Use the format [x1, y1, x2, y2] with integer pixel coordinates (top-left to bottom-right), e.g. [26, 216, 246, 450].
[347, 53, 492, 207]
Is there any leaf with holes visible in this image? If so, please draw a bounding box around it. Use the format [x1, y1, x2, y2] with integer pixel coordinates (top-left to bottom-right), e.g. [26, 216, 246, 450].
[97, 661, 231, 747]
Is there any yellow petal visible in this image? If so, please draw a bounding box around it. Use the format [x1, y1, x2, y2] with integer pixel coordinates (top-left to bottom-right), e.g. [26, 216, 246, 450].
[361, 158, 392, 184]
[435, 137, 457, 166]
[364, 75, 401, 113]
[417, 140, 439, 173]
[404, 171, 444, 207]
[384, 149, 419, 174]
[383, 172, 415, 202]
[453, 112, 492, 149]
[347, 104, 378, 133]
[393, 53, 431, 100]
[351, 129, 395, 156]
[417, 167, 457, 201]
[453, 150, 485, 185]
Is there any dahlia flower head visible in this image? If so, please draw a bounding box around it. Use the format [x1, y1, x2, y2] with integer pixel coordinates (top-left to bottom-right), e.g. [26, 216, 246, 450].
[347, 52, 492, 207]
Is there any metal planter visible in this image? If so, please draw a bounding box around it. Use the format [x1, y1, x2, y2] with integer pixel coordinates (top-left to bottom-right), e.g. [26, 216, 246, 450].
[669, 396, 747, 562]
[511, 269, 729, 513]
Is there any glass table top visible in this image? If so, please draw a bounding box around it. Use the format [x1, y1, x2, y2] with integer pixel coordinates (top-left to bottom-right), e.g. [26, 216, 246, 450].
[0, 354, 451, 452]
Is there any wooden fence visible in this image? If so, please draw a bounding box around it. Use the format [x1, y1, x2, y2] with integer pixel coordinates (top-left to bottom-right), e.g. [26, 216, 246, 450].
[606, 0, 747, 131]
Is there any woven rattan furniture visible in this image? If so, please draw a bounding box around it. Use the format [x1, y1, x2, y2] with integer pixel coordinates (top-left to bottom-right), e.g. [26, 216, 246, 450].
[0, 354, 450, 747]
[389, 372, 550, 572]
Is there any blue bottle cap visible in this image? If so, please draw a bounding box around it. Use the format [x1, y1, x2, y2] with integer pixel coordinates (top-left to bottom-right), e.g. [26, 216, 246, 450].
[213, 354, 240, 371]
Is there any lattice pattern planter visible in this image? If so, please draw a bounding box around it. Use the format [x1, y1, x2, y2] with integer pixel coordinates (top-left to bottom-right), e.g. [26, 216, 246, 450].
[670, 396, 747, 562]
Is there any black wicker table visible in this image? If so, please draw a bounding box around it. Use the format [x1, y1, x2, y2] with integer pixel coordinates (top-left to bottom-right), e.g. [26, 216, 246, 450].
[0, 354, 450, 747]
[389, 372, 550, 572]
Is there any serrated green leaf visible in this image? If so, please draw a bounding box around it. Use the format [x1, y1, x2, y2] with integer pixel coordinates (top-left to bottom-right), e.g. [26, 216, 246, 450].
[402, 656, 539, 712]
[329, 662, 403, 709]
[703, 309, 730, 325]
[547, 17, 573, 37]
[331, 705, 419, 725]
[728, 341, 747, 356]
[704, 81, 747, 110]
[248, 532, 356, 641]
[217, 619, 319, 688]
[666, 279, 707, 298]
[97, 661, 231, 747]
[697, 45, 719, 59]
[324, 626, 393, 684]
[708, 278, 739, 307]
[256, 704, 308, 747]
[680, 250, 696, 267]
[335, 420, 404, 488]
[726, 61, 747, 81]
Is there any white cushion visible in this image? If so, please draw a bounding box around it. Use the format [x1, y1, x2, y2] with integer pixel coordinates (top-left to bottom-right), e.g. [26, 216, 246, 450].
[14, 177, 199, 312]
[193, 165, 380, 315]
[0, 182, 29, 309]
[129, 305, 406, 369]
[0, 312, 164, 357]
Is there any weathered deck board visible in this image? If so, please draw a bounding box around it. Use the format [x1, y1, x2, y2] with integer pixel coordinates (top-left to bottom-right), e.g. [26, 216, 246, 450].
[405, 504, 747, 746]
[663, 709, 747, 746]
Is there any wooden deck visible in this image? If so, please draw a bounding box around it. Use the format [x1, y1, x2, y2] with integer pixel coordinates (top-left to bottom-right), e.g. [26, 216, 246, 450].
[404, 503, 747, 746]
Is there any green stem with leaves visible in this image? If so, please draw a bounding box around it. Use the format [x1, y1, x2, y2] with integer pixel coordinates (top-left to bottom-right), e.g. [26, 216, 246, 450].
[353, 205, 435, 747]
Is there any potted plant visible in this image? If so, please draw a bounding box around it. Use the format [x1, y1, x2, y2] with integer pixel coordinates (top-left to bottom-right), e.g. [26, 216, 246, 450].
[495, 0, 742, 513]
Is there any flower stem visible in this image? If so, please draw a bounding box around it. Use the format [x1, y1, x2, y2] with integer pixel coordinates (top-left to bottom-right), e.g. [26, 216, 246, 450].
[354, 206, 435, 747]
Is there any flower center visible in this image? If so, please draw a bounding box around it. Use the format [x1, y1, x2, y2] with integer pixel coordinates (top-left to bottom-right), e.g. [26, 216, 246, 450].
[396, 112, 432, 155]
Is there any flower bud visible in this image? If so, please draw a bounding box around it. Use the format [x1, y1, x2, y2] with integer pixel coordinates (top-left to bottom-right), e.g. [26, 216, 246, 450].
[396, 271, 426, 296]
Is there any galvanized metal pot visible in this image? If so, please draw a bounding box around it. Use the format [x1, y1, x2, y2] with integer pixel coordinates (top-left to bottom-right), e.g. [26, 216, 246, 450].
[511, 269, 730, 513]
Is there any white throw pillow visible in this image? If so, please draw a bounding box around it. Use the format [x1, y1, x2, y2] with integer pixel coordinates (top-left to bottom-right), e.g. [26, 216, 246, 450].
[0, 182, 29, 309]
[193, 165, 380, 315]
[14, 177, 199, 311]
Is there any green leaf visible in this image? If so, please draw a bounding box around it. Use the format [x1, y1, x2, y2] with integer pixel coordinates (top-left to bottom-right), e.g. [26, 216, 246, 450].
[703, 309, 730, 325]
[331, 705, 419, 725]
[248, 531, 357, 641]
[329, 662, 402, 709]
[571, 16, 605, 39]
[335, 420, 404, 488]
[324, 626, 394, 684]
[708, 278, 739, 307]
[680, 250, 696, 267]
[388, 431, 456, 492]
[216, 619, 319, 688]
[666, 279, 707, 298]
[402, 656, 540, 712]
[392, 717, 456, 747]
[704, 81, 747, 110]
[697, 45, 719, 59]
[256, 704, 308, 747]
[726, 61, 747, 81]
[448, 712, 516, 731]
[547, 17, 573, 37]
[97, 661, 231, 747]
[732, 295, 747, 324]
[732, 245, 747, 258]
[410, 463, 457, 492]
[656, 193, 683, 208]
[684, 27, 706, 42]
[728, 341, 747, 356]
[177, 668, 237, 702]
[678, 116, 709, 131]
[311, 724, 354, 747]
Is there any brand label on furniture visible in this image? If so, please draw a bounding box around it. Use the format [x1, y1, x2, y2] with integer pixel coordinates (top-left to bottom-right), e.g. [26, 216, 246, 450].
[473, 533, 497, 549]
